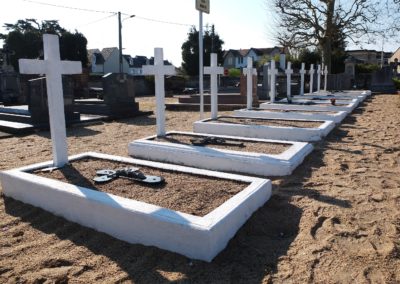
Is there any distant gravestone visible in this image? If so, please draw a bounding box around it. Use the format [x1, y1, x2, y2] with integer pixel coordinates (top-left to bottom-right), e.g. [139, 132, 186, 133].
[102, 73, 139, 117]
[269, 60, 278, 102]
[317, 64, 322, 92]
[242, 57, 258, 110]
[262, 62, 270, 99]
[370, 66, 397, 93]
[285, 61, 293, 100]
[309, 64, 315, 94]
[299, 63, 306, 95]
[204, 53, 224, 119]
[28, 76, 79, 124]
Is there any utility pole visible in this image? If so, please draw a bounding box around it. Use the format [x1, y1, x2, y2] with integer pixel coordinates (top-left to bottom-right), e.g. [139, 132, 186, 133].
[118, 11, 123, 74]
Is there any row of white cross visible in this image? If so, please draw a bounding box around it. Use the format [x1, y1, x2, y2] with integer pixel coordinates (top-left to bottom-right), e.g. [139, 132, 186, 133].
[18, 34, 329, 168]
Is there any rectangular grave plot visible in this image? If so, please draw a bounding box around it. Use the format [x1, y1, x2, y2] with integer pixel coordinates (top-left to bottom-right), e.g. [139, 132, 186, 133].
[129, 131, 314, 176]
[0, 152, 271, 262]
[151, 132, 291, 154]
[233, 108, 348, 124]
[207, 116, 324, 128]
[32, 157, 249, 217]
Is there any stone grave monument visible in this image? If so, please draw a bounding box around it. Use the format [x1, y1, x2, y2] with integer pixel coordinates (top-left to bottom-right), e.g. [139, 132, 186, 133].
[370, 66, 397, 94]
[299, 63, 306, 96]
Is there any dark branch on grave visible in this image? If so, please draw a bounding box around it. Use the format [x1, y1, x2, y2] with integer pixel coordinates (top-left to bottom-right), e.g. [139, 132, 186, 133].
[190, 136, 245, 147]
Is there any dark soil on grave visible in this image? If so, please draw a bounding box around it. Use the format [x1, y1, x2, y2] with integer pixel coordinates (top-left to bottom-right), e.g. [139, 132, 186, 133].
[32, 157, 249, 217]
[152, 133, 290, 154]
[208, 116, 323, 128]
[252, 108, 338, 114]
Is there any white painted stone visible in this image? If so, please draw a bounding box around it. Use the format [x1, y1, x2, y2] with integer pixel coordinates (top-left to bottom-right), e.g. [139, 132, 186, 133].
[234, 108, 348, 124]
[309, 64, 315, 94]
[317, 64, 322, 92]
[299, 62, 306, 96]
[324, 65, 328, 91]
[193, 117, 335, 142]
[285, 61, 293, 100]
[243, 57, 254, 110]
[143, 48, 176, 136]
[204, 53, 224, 119]
[312, 90, 369, 101]
[129, 131, 313, 176]
[269, 60, 278, 103]
[19, 34, 82, 167]
[0, 152, 271, 262]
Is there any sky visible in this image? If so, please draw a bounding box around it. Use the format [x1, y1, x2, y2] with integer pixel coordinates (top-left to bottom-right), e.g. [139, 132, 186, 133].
[0, 0, 397, 66]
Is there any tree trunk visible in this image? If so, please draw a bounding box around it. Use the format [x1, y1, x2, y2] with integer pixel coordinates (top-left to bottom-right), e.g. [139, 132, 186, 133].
[323, 0, 335, 73]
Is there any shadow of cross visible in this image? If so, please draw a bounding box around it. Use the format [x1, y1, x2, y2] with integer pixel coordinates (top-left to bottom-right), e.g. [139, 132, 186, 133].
[142, 48, 175, 137]
[19, 34, 82, 167]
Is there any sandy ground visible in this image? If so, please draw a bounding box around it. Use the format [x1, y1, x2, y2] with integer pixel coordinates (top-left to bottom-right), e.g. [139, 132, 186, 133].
[0, 94, 400, 283]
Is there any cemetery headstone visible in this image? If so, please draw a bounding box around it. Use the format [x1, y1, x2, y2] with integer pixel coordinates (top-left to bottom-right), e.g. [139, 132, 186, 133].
[143, 48, 175, 136]
[324, 65, 328, 91]
[19, 34, 82, 167]
[309, 64, 315, 94]
[269, 60, 278, 103]
[285, 61, 293, 101]
[204, 53, 223, 119]
[279, 53, 286, 70]
[262, 62, 270, 99]
[299, 62, 306, 96]
[370, 66, 397, 93]
[102, 73, 139, 117]
[28, 76, 79, 125]
[317, 64, 322, 92]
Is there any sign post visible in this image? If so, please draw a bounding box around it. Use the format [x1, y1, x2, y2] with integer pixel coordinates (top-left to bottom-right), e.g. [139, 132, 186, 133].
[196, 0, 210, 119]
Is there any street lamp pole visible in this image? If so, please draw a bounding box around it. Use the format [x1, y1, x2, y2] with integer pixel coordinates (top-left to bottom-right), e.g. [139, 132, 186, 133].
[118, 12, 135, 74]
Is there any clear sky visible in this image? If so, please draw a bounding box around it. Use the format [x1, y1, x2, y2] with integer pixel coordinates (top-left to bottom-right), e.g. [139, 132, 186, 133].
[0, 0, 397, 66]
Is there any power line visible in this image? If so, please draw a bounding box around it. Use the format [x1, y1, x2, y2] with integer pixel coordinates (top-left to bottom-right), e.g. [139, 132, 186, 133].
[77, 13, 117, 29]
[21, 0, 193, 27]
[21, 0, 116, 14]
[132, 15, 192, 27]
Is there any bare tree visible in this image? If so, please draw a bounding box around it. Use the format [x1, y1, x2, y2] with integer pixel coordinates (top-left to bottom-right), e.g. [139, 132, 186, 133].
[268, 0, 380, 72]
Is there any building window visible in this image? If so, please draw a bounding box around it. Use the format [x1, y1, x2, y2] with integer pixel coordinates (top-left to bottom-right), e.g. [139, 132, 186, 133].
[238, 57, 243, 64]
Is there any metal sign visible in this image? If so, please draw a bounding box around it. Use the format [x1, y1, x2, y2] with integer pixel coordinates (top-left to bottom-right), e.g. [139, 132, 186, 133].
[196, 0, 210, 14]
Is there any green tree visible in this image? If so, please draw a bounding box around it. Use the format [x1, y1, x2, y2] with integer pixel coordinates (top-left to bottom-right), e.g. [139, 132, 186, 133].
[0, 19, 88, 71]
[181, 24, 224, 76]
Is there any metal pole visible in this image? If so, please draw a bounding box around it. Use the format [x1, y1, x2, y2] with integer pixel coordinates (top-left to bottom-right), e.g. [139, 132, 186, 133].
[118, 11, 123, 74]
[199, 11, 204, 119]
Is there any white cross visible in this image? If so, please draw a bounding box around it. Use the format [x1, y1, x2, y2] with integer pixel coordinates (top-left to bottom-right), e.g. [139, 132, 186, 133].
[19, 34, 82, 167]
[324, 65, 328, 91]
[285, 61, 293, 100]
[317, 64, 322, 92]
[243, 57, 255, 110]
[299, 62, 306, 96]
[309, 64, 315, 95]
[268, 60, 278, 103]
[143, 48, 176, 136]
[204, 53, 223, 119]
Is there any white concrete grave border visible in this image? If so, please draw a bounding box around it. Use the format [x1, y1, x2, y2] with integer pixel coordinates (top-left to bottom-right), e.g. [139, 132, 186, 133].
[194, 117, 335, 142]
[233, 108, 348, 124]
[0, 152, 271, 262]
[129, 131, 313, 176]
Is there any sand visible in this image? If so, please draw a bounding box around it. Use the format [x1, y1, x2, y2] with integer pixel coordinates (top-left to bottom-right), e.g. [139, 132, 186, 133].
[1, 94, 400, 283]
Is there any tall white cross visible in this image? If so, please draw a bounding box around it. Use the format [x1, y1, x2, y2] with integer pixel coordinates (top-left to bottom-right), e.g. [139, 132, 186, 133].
[269, 60, 278, 103]
[243, 57, 255, 110]
[309, 64, 315, 95]
[285, 61, 293, 100]
[317, 64, 322, 92]
[143, 48, 176, 136]
[19, 34, 82, 167]
[324, 65, 328, 91]
[204, 53, 223, 119]
[299, 62, 306, 96]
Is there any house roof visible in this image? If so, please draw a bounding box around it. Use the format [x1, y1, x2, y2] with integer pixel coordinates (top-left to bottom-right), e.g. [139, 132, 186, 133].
[223, 46, 284, 59]
[131, 55, 148, 68]
[101, 47, 118, 60]
[87, 49, 104, 65]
